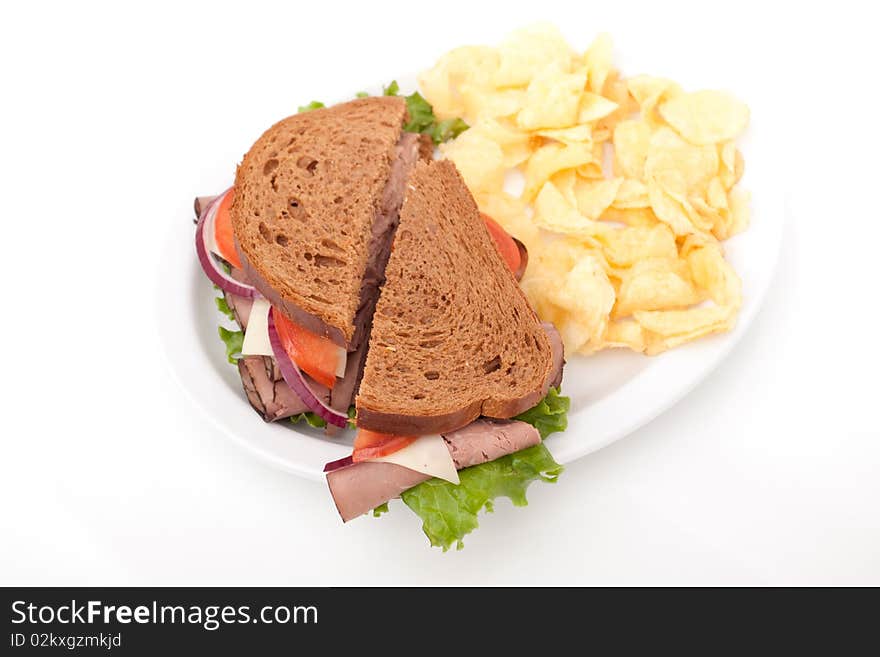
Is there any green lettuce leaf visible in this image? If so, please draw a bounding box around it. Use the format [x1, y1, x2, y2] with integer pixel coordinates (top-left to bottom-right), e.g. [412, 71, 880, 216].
[402, 89, 469, 144]
[372, 502, 390, 517]
[217, 327, 243, 364]
[401, 443, 563, 551]
[290, 412, 328, 429]
[298, 100, 325, 113]
[372, 80, 468, 143]
[297, 84, 467, 144]
[377, 388, 569, 550]
[290, 405, 357, 430]
[514, 387, 570, 439]
[215, 295, 236, 322]
[426, 117, 469, 144]
[402, 91, 435, 132]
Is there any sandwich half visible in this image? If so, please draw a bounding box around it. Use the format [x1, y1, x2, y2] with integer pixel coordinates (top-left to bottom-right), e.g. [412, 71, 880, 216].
[324, 160, 565, 534]
[201, 97, 429, 425]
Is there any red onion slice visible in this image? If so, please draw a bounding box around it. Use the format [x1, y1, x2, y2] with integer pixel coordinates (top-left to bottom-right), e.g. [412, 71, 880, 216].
[195, 188, 258, 298]
[267, 310, 349, 428]
[323, 455, 354, 473]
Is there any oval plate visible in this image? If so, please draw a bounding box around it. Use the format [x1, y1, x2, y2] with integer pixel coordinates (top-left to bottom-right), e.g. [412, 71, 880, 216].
[158, 74, 783, 482]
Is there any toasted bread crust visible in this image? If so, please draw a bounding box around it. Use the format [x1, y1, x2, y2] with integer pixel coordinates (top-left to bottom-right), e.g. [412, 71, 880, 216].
[231, 97, 408, 348]
[355, 160, 554, 435]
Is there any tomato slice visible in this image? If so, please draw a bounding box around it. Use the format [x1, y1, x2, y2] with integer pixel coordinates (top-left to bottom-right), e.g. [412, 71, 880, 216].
[272, 307, 339, 389]
[481, 212, 521, 275]
[352, 429, 418, 462]
[213, 191, 243, 270]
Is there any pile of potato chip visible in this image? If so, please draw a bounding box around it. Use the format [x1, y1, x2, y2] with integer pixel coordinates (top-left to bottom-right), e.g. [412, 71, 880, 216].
[420, 24, 750, 355]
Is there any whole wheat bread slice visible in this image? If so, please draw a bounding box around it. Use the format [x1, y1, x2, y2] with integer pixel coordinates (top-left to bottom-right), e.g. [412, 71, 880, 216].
[355, 160, 555, 435]
[231, 96, 411, 348]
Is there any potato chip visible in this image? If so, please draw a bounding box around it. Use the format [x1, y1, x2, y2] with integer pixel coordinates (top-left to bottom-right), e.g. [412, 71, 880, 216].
[549, 169, 578, 206]
[577, 92, 619, 123]
[536, 124, 593, 145]
[644, 127, 719, 196]
[678, 232, 715, 258]
[600, 319, 646, 352]
[636, 305, 734, 355]
[472, 117, 528, 147]
[591, 126, 612, 143]
[688, 195, 723, 232]
[648, 175, 699, 236]
[596, 224, 677, 267]
[523, 141, 593, 201]
[711, 187, 750, 240]
[548, 256, 616, 351]
[419, 46, 500, 119]
[576, 161, 604, 180]
[557, 316, 597, 353]
[583, 33, 614, 94]
[440, 130, 504, 194]
[495, 23, 574, 88]
[719, 142, 745, 190]
[471, 118, 533, 168]
[594, 140, 610, 177]
[601, 206, 659, 228]
[706, 177, 728, 211]
[613, 120, 651, 179]
[601, 70, 638, 111]
[626, 76, 682, 124]
[461, 86, 525, 122]
[612, 178, 649, 209]
[517, 62, 586, 129]
[659, 90, 750, 145]
[726, 188, 750, 237]
[596, 71, 639, 135]
[574, 177, 623, 220]
[534, 181, 606, 237]
[615, 258, 701, 317]
[686, 243, 742, 307]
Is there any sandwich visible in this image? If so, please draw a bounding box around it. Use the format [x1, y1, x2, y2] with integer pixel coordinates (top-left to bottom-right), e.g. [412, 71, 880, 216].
[195, 94, 569, 549]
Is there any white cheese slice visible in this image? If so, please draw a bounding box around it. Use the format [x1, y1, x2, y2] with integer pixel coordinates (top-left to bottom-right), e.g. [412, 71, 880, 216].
[334, 346, 348, 378]
[241, 298, 273, 356]
[208, 229, 222, 259]
[371, 434, 460, 484]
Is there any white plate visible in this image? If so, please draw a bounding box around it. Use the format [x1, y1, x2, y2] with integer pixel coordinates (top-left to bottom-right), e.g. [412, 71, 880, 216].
[157, 74, 783, 482]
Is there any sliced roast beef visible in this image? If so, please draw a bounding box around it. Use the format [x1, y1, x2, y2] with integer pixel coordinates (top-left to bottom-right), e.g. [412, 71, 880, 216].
[349, 132, 422, 350]
[443, 418, 541, 469]
[326, 419, 541, 522]
[237, 355, 330, 422]
[194, 195, 218, 222]
[223, 267, 254, 330]
[542, 321, 565, 390]
[324, 338, 369, 436]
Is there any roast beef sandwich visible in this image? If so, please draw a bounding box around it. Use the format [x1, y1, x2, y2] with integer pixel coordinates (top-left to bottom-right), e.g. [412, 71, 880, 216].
[195, 93, 569, 550]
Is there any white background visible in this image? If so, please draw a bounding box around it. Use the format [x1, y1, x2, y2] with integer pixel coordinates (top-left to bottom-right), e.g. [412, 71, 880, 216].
[2, 0, 878, 585]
